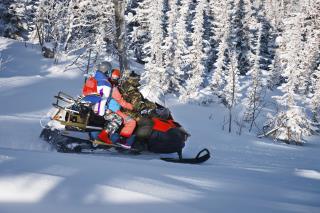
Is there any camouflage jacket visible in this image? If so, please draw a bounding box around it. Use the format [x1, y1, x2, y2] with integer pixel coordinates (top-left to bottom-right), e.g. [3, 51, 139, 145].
[119, 77, 157, 120]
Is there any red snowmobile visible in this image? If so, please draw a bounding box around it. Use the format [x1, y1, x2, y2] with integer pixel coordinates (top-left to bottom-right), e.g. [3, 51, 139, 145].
[40, 91, 210, 164]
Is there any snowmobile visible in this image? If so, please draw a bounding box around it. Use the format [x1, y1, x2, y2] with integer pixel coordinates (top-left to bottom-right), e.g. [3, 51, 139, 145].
[40, 91, 211, 164]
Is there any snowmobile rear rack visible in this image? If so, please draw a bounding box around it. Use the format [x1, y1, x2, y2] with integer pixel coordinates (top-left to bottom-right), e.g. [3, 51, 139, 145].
[50, 91, 106, 131]
[52, 103, 80, 114]
[54, 91, 76, 103]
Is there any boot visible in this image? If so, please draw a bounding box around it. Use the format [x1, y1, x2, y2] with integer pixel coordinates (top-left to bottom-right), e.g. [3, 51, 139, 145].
[97, 130, 112, 145]
[120, 135, 136, 149]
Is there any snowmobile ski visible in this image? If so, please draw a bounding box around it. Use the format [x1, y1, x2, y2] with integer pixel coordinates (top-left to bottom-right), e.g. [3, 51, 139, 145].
[160, 148, 211, 164]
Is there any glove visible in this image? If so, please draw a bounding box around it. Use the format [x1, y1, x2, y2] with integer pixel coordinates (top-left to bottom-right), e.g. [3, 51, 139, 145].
[140, 109, 152, 115]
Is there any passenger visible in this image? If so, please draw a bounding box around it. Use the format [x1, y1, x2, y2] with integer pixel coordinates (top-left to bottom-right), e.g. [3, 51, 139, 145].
[119, 71, 157, 121]
[93, 61, 123, 145]
[108, 68, 137, 148]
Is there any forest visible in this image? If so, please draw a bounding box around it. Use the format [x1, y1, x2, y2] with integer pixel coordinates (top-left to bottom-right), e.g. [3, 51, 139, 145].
[0, 0, 319, 143]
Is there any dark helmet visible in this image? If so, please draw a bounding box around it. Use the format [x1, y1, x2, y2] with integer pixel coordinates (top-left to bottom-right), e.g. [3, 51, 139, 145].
[127, 71, 140, 87]
[97, 61, 112, 75]
[154, 107, 170, 120]
[110, 68, 121, 85]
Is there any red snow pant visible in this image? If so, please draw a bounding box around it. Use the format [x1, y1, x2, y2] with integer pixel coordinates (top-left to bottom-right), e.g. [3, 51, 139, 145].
[116, 110, 136, 138]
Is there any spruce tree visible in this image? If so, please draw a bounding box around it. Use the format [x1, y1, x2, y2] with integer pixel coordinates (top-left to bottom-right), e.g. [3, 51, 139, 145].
[163, 0, 179, 93]
[243, 23, 264, 132]
[128, 0, 152, 63]
[207, 0, 229, 97]
[223, 50, 242, 133]
[310, 64, 320, 123]
[180, 0, 207, 102]
[269, 14, 311, 143]
[173, 0, 192, 95]
[140, 0, 169, 98]
[0, 0, 27, 39]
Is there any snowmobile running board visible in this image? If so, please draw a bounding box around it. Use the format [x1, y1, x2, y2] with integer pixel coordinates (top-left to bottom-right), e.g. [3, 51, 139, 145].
[160, 149, 211, 164]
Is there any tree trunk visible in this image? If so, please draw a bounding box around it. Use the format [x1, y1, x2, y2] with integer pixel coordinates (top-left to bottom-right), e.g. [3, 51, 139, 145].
[249, 86, 258, 132]
[35, 24, 43, 47]
[85, 49, 92, 83]
[113, 0, 128, 75]
[228, 107, 232, 133]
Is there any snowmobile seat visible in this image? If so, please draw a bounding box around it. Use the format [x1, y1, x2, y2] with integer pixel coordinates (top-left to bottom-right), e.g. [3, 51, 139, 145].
[81, 94, 101, 104]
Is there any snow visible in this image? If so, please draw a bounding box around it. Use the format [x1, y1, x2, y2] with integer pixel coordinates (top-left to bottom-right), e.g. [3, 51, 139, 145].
[0, 37, 320, 213]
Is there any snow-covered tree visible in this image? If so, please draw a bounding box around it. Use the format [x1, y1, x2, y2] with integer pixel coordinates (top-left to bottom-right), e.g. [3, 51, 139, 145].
[23, 0, 40, 40]
[203, 0, 216, 74]
[162, 0, 179, 93]
[171, 0, 192, 94]
[309, 64, 320, 123]
[243, 23, 264, 131]
[114, 0, 129, 72]
[33, 0, 115, 60]
[295, 3, 320, 95]
[231, 0, 250, 75]
[268, 14, 312, 143]
[207, 0, 229, 96]
[34, 0, 65, 50]
[223, 50, 242, 133]
[180, 0, 207, 102]
[140, 0, 168, 95]
[127, 0, 152, 63]
[267, 53, 282, 89]
[264, 0, 284, 29]
[209, 0, 230, 42]
[0, 0, 28, 39]
[210, 34, 228, 96]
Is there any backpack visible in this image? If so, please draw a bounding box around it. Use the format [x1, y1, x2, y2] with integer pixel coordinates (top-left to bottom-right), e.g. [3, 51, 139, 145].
[135, 117, 187, 154]
[82, 77, 98, 96]
[149, 119, 186, 154]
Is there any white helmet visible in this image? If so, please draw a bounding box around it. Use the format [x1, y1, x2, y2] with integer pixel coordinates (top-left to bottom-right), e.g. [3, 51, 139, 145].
[97, 61, 112, 75]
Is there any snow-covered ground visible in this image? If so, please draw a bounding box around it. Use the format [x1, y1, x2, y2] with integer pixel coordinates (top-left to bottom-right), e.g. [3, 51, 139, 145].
[0, 37, 320, 213]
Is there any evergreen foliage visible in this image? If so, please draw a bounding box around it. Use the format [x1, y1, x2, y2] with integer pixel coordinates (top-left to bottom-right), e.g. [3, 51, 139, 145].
[1, 0, 320, 142]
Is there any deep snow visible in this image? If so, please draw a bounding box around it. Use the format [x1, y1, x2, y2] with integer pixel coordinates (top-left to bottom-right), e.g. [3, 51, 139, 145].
[0, 37, 320, 213]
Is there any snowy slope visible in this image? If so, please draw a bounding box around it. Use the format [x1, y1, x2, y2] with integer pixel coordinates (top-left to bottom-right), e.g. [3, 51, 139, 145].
[0, 37, 320, 213]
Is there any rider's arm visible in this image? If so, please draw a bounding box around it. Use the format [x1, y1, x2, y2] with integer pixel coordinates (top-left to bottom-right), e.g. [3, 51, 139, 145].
[112, 87, 133, 110]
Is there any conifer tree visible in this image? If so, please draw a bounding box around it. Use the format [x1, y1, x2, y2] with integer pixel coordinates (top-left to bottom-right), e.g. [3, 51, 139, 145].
[128, 0, 152, 63]
[172, 0, 192, 95]
[231, 0, 250, 75]
[223, 50, 242, 133]
[269, 14, 311, 143]
[163, 0, 179, 93]
[140, 0, 168, 96]
[296, 3, 320, 95]
[207, 0, 229, 96]
[310, 64, 320, 123]
[0, 0, 28, 39]
[243, 23, 264, 132]
[180, 0, 207, 102]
